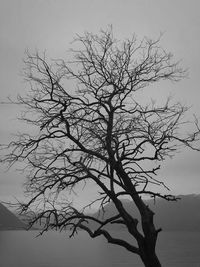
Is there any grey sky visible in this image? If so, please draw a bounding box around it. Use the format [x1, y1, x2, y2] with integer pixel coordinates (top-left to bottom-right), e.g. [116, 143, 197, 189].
[0, 0, 200, 205]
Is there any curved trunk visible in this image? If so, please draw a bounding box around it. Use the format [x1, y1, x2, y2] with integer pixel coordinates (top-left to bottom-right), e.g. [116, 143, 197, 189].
[115, 164, 162, 266]
[140, 251, 162, 267]
[137, 226, 162, 267]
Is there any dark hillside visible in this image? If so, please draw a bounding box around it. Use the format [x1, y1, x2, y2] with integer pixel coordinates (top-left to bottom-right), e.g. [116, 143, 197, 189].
[0, 202, 27, 230]
[92, 194, 200, 232]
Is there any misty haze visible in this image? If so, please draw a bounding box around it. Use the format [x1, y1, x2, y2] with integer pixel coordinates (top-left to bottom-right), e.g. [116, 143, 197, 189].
[1, 1, 200, 267]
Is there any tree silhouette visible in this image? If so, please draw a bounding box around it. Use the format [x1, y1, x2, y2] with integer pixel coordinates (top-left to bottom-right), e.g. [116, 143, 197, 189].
[2, 28, 200, 267]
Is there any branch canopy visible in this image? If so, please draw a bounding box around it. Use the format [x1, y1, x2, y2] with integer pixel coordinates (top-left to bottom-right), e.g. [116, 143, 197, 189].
[1, 28, 199, 258]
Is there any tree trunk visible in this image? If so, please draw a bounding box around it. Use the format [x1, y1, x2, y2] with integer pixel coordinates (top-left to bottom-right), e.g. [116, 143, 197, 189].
[115, 164, 162, 266]
[140, 250, 162, 267]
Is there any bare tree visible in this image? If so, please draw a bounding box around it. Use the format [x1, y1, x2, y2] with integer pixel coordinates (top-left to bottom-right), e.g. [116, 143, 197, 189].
[1, 28, 200, 267]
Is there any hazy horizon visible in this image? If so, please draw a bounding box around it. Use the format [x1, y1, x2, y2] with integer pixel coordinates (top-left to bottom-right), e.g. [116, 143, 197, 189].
[0, 0, 200, 207]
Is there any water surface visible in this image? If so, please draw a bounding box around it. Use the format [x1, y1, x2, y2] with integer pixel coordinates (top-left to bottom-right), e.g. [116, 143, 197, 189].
[0, 230, 200, 267]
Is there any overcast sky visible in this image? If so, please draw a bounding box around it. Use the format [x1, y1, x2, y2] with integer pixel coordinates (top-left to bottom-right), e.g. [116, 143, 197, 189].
[0, 0, 200, 206]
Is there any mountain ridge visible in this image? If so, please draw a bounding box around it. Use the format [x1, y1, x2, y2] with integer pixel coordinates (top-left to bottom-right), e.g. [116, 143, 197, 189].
[0, 202, 27, 230]
[92, 194, 200, 232]
[1, 194, 199, 231]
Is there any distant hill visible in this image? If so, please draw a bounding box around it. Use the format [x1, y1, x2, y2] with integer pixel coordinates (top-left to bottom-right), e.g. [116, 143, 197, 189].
[92, 194, 200, 232]
[148, 194, 200, 231]
[0, 202, 27, 230]
[3, 194, 199, 232]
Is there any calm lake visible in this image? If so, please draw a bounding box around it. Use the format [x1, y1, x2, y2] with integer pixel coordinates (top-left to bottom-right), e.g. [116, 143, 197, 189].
[0, 230, 200, 267]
